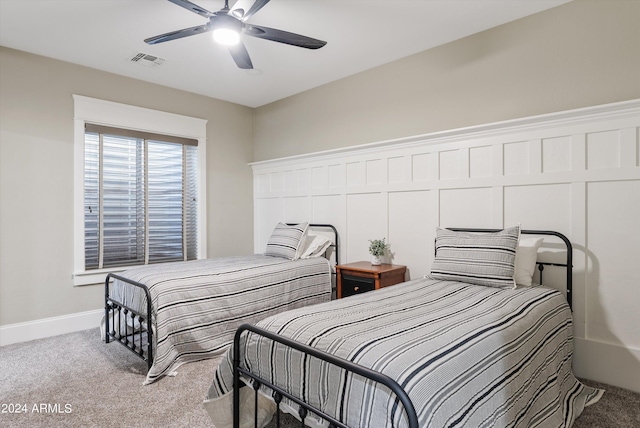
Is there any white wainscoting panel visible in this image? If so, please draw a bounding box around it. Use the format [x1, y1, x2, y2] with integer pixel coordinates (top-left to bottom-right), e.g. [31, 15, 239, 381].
[349, 162, 366, 187]
[412, 153, 431, 182]
[283, 170, 296, 191]
[255, 198, 283, 252]
[283, 196, 311, 223]
[298, 168, 311, 191]
[388, 190, 435, 279]
[440, 187, 494, 228]
[311, 195, 345, 229]
[469, 145, 493, 178]
[587, 130, 621, 170]
[504, 141, 530, 176]
[328, 164, 345, 188]
[439, 149, 462, 180]
[366, 159, 384, 185]
[270, 171, 283, 193]
[504, 184, 572, 232]
[543, 136, 572, 173]
[388, 156, 409, 184]
[311, 166, 327, 189]
[346, 193, 386, 263]
[586, 180, 640, 348]
[251, 99, 640, 392]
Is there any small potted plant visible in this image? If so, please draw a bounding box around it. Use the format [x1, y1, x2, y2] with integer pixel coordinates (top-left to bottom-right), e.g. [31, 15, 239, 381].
[368, 238, 389, 265]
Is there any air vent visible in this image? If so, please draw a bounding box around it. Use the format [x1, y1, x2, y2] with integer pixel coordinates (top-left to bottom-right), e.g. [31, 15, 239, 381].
[128, 52, 165, 67]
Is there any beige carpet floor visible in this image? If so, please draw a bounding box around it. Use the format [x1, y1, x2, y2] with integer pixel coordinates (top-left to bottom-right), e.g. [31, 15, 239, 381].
[0, 328, 637, 427]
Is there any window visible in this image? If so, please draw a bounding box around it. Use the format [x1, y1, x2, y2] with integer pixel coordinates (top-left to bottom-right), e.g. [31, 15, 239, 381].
[73, 96, 207, 285]
[83, 125, 198, 269]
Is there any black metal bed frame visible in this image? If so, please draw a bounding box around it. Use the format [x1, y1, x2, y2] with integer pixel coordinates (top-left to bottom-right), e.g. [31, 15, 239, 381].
[104, 272, 154, 368]
[103, 223, 340, 369]
[232, 228, 573, 428]
[233, 324, 419, 428]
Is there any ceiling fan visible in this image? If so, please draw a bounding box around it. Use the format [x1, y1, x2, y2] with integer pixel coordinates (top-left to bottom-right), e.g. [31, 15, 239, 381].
[144, 0, 327, 69]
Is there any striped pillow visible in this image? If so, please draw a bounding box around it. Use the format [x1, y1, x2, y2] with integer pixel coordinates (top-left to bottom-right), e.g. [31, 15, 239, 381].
[430, 226, 520, 289]
[264, 222, 309, 260]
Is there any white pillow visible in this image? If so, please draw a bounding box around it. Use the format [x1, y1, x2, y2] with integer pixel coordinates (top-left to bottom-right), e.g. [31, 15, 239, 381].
[515, 237, 544, 286]
[300, 234, 332, 259]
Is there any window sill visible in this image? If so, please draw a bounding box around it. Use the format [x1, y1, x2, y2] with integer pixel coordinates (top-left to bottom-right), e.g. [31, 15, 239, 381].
[73, 267, 127, 286]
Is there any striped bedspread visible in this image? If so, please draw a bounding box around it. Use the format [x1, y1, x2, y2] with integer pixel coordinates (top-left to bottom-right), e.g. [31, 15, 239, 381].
[110, 255, 332, 384]
[206, 277, 603, 428]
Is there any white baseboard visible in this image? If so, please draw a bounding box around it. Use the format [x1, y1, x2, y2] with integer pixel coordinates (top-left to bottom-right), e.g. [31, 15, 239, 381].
[574, 337, 640, 393]
[0, 309, 103, 347]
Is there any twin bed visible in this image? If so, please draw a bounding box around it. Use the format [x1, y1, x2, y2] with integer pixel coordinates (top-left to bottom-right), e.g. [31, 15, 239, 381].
[103, 224, 602, 427]
[203, 227, 603, 428]
[103, 223, 338, 384]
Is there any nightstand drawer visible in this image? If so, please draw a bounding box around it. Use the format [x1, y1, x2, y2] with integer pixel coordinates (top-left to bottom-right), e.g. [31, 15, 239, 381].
[341, 274, 375, 297]
[336, 262, 406, 299]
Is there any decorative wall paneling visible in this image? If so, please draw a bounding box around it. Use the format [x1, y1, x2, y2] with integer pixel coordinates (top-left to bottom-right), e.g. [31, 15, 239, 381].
[251, 99, 640, 392]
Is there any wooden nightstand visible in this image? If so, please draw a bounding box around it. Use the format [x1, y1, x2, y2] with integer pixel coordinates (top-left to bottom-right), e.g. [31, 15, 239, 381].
[336, 262, 407, 299]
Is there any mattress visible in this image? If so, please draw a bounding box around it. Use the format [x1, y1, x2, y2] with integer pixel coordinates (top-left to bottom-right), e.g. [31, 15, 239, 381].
[205, 277, 602, 427]
[109, 255, 332, 384]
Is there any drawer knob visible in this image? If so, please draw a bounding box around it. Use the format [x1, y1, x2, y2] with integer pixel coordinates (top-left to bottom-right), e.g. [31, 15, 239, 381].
[354, 286, 359, 291]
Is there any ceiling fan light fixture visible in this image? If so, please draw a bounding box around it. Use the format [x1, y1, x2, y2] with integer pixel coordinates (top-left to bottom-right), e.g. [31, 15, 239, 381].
[211, 13, 242, 46]
[213, 28, 240, 45]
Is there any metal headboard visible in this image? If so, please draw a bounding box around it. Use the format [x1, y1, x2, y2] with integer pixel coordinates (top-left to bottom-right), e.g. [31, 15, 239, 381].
[307, 223, 339, 267]
[287, 223, 340, 297]
[285, 223, 339, 267]
[447, 228, 573, 311]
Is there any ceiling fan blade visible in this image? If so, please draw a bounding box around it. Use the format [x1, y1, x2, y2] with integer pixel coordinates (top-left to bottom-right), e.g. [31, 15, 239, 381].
[228, 41, 253, 69]
[242, 0, 271, 21]
[144, 24, 210, 45]
[168, 0, 215, 18]
[230, 0, 250, 18]
[244, 25, 326, 49]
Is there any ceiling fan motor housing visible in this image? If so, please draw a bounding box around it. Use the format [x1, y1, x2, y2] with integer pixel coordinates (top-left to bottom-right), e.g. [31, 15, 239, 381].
[210, 13, 242, 33]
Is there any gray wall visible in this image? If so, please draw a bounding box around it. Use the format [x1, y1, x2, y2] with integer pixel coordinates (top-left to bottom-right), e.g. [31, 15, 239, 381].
[1, 0, 639, 328]
[253, 0, 640, 161]
[0, 47, 255, 325]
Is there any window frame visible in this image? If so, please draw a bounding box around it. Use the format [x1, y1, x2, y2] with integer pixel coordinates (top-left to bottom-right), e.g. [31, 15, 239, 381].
[73, 95, 207, 286]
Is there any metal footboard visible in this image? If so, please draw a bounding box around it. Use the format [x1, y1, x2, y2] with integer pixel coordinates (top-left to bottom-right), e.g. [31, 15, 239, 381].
[233, 323, 419, 428]
[104, 273, 153, 369]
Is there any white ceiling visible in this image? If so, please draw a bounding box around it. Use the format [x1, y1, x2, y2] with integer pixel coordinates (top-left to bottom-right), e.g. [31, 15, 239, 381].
[0, 0, 570, 108]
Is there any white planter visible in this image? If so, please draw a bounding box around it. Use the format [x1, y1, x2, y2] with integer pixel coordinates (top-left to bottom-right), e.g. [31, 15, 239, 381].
[371, 255, 382, 265]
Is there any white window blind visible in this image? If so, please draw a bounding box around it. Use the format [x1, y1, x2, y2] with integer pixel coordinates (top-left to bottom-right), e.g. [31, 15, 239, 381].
[84, 124, 198, 270]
